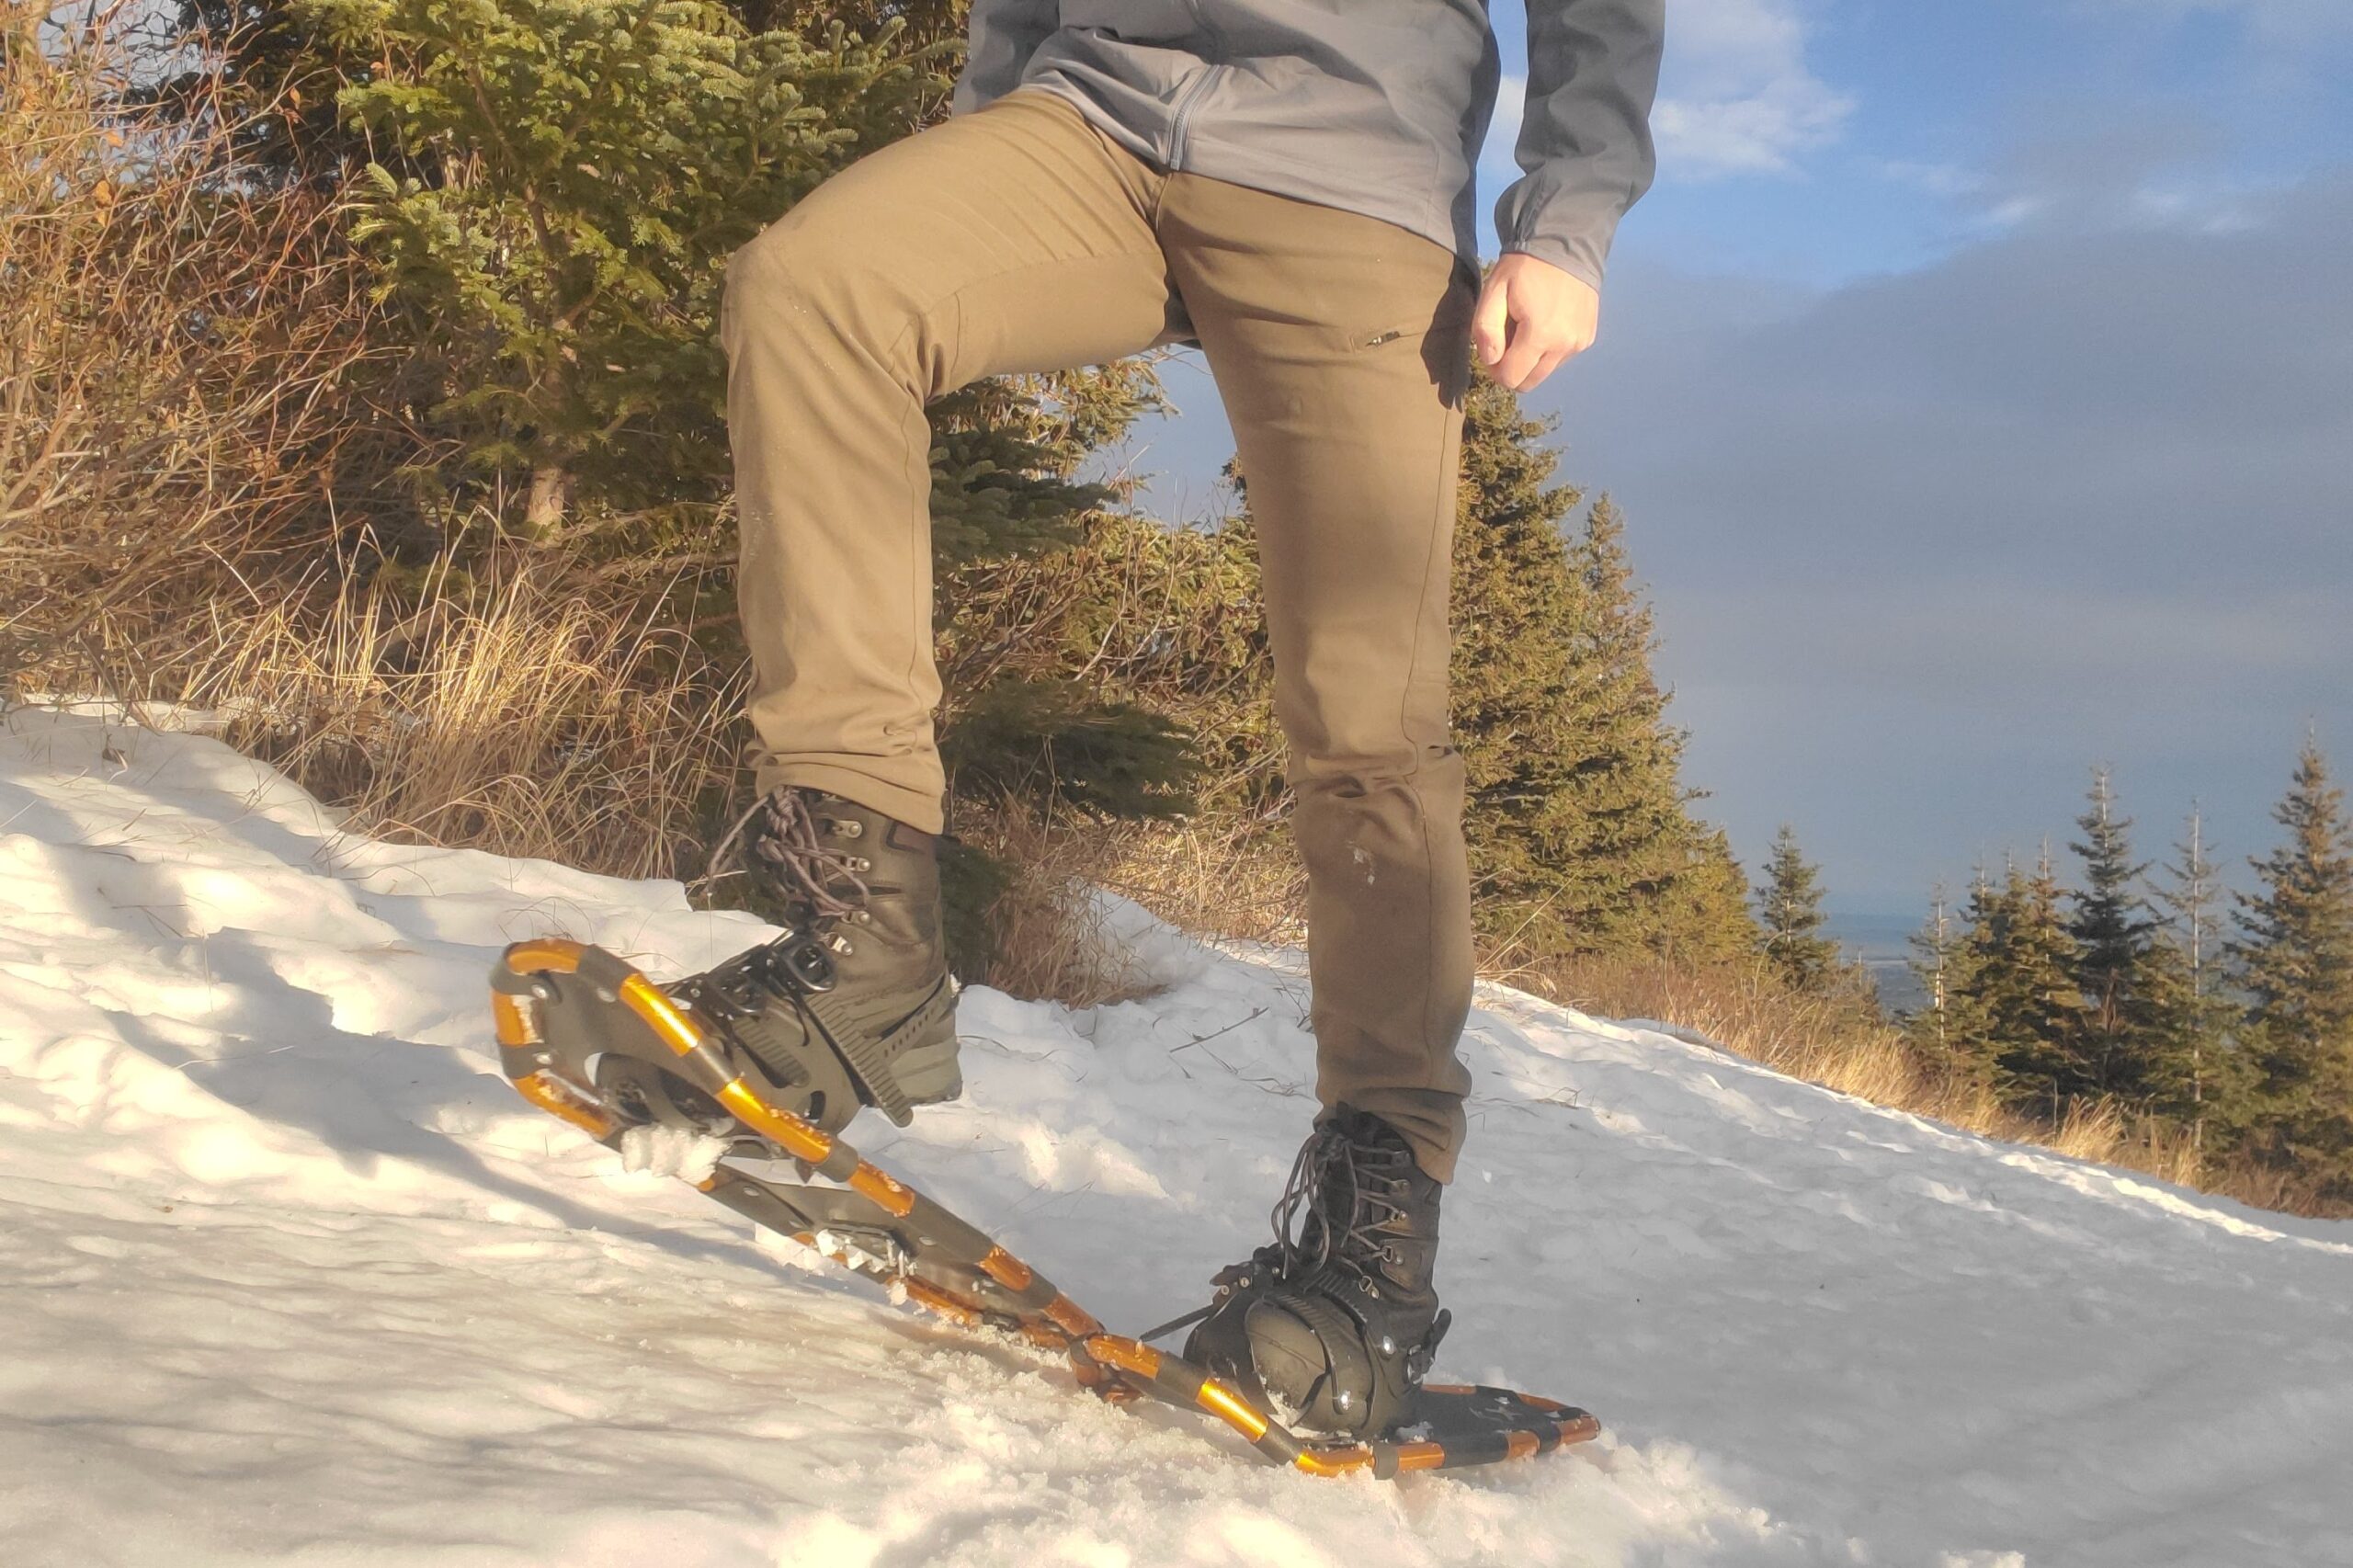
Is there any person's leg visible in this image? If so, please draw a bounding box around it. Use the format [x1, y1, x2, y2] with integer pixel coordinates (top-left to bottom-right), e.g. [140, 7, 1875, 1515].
[722, 89, 1186, 835]
[1156, 179, 1479, 1183]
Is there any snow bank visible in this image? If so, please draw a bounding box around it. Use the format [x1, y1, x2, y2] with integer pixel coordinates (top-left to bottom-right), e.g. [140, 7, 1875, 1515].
[1, 706, 2347, 1567]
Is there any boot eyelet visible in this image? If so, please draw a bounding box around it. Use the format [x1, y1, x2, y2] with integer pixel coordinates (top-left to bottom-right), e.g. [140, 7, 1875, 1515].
[852, 910, 872, 924]
[833, 819, 864, 838]
[829, 935, 855, 955]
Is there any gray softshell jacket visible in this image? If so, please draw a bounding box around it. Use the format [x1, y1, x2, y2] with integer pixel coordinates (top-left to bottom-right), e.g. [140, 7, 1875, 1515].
[951, 0, 1665, 290]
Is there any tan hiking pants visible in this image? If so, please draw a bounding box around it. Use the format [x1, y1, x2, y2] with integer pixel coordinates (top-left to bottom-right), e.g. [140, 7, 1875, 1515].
[721, 87, 1477, 1178]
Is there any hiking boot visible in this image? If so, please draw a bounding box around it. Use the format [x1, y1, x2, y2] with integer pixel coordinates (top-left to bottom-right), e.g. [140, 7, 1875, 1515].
[1183, 1107, 1449, 1439]
[672, 788, 958, 1134]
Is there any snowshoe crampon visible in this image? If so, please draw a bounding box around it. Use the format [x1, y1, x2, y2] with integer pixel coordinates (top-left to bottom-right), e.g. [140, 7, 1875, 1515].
[489, 937, 1602, 1478]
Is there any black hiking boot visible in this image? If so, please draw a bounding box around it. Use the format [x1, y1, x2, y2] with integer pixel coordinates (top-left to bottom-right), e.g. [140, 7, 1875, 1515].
[1183, 1108, 1449, 1439]
[622, 789, 958, 1141]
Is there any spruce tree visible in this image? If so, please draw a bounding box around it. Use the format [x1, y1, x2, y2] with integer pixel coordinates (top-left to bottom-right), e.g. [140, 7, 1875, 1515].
[1446, 369, 1589, 957]
[1756, 824, 1838, 992]
[948, 365, 1753, 965]
[2067, 768, 2160, 1096]
[301, 0, 1154, 559]
[2142, 806, 2243, 1138]
[1445, 375, 1750, 960]
[1565, 494, 1745, 954]
[315, 0, 927, 529]
[1657, 826, 1760, 964]
[2229, 739, 2353, 1192]
[1906, 883, 1962, 1070]
[1938, 867, 2007, 1089]
[1961, 854, 2089, 1115]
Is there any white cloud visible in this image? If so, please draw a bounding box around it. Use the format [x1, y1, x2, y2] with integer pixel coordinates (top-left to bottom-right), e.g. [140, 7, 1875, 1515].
[1480, 1, 1849, 181]
[1652, 0, 1853, 176]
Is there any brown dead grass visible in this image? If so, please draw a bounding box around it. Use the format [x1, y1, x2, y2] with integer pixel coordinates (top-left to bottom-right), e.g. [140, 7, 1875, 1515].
[948, 801, 1165, 1007]
[192, 565, 747, 880]
[1525, 952, 2341, 1217]
[0, 8, 397, 692]
[1094, 817, 1308, 950]
[939, 800, 1305, 1007]
[1, 17, 747, 882]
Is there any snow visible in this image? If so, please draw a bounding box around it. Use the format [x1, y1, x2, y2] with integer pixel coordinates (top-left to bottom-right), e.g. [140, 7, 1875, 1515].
[2, 705, 2348, 1568]
[615, 1126, 734, 1185]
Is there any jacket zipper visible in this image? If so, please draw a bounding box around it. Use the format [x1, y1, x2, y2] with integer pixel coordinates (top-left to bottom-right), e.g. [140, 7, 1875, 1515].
[1168, 62, 1221, 170]
[1166, 0, 1225, 172]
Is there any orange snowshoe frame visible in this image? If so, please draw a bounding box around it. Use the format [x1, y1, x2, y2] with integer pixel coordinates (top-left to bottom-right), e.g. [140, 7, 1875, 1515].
[489, 938, 1601, 1478]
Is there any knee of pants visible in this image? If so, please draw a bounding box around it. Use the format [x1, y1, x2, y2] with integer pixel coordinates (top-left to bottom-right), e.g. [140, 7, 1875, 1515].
[722, 217, 916, 380]
[1276, 682, 1455, 797]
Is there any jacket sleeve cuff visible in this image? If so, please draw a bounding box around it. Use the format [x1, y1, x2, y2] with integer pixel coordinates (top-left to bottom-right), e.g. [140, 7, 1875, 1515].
[1495, 228, 1608, 293]
[1486, 210, 1619, 292]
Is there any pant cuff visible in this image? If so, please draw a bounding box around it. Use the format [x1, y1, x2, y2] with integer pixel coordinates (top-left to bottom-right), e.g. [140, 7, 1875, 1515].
[1322, 1092, 1464, 1185]
[755, 759, 947, 835]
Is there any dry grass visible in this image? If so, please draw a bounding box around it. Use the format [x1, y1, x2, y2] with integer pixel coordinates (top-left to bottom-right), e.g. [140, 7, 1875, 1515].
[948, 801, 1166, 1007]
[1521, 952, 2351, 1216]
[188, 564, 747, 879]
[1094, 816, 1308, 950]
[941, 787, 1305, 1007]
[1, 8, 396, 693]
[2, 17, 746, 882]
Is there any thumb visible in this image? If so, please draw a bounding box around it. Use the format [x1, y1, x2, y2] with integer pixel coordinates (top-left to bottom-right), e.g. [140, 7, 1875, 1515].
[1471, 272, 1511, 367]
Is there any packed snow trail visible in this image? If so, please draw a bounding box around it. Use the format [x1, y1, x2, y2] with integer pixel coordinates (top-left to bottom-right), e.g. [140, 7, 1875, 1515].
[2, 708, 2348, 1568]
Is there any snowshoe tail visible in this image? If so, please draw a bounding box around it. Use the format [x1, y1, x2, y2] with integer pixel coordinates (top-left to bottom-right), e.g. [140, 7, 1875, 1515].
[489, 938, 1601, 1477]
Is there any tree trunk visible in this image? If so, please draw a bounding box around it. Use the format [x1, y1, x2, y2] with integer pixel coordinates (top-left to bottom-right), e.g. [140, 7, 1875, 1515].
[525, 462, 570, 535]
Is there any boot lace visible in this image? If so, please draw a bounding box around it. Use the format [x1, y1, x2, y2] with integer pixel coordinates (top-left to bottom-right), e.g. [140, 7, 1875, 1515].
[1138, 1117, 1416, 1346]
[1266, 1119, 1411, 1279]
[709, 788, 870, 924]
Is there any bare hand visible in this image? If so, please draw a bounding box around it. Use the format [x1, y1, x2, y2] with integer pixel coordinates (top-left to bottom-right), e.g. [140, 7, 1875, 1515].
[1472, 254, 1600, 392]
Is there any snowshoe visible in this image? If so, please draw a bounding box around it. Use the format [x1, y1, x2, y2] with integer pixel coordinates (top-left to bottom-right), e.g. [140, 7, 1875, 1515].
[488, 938, 1602, 1477]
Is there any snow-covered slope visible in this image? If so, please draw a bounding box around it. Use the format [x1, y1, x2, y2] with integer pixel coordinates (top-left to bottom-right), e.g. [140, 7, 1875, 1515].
[3, 708, 2348, 1568]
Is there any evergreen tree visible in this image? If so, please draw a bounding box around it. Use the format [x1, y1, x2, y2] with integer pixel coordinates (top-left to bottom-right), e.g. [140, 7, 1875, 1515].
[1906, 882, 1964, 1071]
[314, 0, 928, 530]
[2067, 768, 2160, 1096]
[1756, 824, 1838, 992]
[1957, 853, 2089, 1115]
[284, 0, 1154, 562]
[1656, 826, 1759, 965]
[2142, 806, 2243, 1139]
[2229, 739, 2353, 1193]
[1937, 867, 2007, 1088]
[942, 366, 1752, 964]
[1446, 378, 1751, 960]
[1446, 370, 1587, 955]
[1571, 494, 1747, 954]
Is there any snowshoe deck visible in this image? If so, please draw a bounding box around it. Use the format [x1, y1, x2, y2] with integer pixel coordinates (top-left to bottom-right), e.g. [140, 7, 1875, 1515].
[489, 937, 1601, 1478]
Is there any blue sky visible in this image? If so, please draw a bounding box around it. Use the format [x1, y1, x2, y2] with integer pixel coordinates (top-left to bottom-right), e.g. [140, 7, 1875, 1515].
[1105, 0, 2353, 915]
[1576, 0, 2353, 287]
